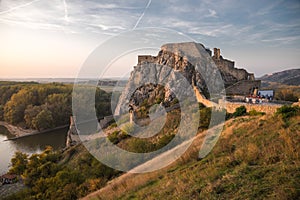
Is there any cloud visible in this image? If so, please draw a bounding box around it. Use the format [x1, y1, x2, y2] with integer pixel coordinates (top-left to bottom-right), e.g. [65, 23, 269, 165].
[0, 0, 144, 34]
[0, 0, 42, 15]
[207, 9, 217, 18]
[261, 35, 300, 44]
[0, 0, 299, 48]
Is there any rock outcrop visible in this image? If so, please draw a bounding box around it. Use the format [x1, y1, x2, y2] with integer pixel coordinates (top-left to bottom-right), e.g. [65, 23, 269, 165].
[114, 42, 259, 117]
[66, 116, 81, 147]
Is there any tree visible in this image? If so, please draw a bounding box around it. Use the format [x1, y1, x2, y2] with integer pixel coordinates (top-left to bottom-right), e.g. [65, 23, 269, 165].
[32, 110, 54, 130]
[4, 89, 35, 125]
[45, 93, 71, 126]
[24, 105, 44, 128]
[9, 151, 28, 175]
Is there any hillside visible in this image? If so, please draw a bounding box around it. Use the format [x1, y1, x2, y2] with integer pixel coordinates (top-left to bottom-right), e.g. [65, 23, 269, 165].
[84, 109, 300, 200]
[260, 69, 300, 86]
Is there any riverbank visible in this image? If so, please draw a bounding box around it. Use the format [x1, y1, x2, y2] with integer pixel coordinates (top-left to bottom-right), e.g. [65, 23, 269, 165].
[0, 121, 34, 137]
[0, 182, 25, 199]
[0, 121, 69, 141]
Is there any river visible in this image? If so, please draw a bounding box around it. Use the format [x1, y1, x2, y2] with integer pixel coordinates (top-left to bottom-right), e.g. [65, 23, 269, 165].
[0, 125, 68, 175]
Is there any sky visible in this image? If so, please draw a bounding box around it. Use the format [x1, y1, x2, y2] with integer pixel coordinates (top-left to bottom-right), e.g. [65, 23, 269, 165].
[0, 0, 299, 78]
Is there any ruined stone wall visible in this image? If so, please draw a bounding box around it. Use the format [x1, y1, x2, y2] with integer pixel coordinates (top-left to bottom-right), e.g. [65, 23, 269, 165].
[211, 48, 251, 86]
[138, 55, 157, 64]
[225, 80, 261, 96]
[193, 86, 218, 107]
[219, 100, 282, 114]
[213, 48, 221, 60]
[138, 47, 255, 89]
[117, 43, 263, 116]
[248, 73, 255, 81]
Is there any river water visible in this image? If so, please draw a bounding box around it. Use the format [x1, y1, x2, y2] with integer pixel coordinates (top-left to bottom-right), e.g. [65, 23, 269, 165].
[0, 125, 68, 175]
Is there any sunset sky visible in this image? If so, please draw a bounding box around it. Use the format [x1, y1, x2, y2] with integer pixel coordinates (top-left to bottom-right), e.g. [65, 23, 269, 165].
[0, 0, 299, 78]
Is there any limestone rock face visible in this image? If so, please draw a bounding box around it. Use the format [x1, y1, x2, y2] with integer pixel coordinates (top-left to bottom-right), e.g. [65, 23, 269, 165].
[114, 42, 257, 116]
[115, 42, 221, 116]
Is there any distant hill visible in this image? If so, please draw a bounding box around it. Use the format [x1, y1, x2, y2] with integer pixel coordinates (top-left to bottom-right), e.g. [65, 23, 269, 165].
[260, 68, 300, 86]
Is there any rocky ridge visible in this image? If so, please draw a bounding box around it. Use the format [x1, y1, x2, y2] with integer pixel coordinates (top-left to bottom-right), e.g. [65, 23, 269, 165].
[114, 42, 256, 117]
[260, 68, 300, 86]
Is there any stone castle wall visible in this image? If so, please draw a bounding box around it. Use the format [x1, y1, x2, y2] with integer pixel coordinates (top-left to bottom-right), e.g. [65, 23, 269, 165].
[193, 86, 218, 107]
[138, 55, 157, 64]
[225, 80, 261, 96]
[219, 100, 282, 114]
[137, 47, 260, 97]
[212, 48, 252, 85]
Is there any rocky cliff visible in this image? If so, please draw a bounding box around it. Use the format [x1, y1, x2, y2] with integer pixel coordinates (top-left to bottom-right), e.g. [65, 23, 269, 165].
[114, 42, 257, 117]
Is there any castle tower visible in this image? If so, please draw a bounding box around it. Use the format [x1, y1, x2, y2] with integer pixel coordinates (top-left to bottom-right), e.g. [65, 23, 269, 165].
[248, 73, 255, 81]
[213, 48, 221, 60]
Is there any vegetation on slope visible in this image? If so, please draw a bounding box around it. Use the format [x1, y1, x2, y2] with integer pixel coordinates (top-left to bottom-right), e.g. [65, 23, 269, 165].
[4, 145, 120, 200]
[85, 106, 300, 200]
[4, 95, 300, 200]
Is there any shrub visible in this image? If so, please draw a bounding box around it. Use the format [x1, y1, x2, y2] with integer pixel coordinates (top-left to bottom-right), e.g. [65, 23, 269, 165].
[121, 123, 134, 134]
[157, 134, 175, 149]
[199, 107, 212, 129]
[107, 130, 129, 144]
[233, 106, 247, 117]
[108, 123, 118, 129]
[107, 131, 120, 144]
[276, 105, 300, 120]
[155, 97, 163, 104]
[127, 138, 156, 153]
[276, 89, 299, 102]
[248, 109, 265, 116]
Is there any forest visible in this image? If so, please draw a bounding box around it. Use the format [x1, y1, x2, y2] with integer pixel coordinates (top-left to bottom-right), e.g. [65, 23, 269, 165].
[0, 81, 112, 131]
[5, 146, 120, 200]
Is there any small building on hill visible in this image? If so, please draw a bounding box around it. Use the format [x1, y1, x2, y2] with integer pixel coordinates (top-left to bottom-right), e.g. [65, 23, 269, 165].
[0, 174, 17, 185]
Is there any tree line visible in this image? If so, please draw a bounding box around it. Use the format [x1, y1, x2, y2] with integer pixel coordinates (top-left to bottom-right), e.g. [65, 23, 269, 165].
[0, 82, 113, 131]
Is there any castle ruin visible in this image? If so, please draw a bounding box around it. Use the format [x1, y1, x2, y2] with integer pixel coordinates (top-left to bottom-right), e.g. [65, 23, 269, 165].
[138, 46, 261, 97]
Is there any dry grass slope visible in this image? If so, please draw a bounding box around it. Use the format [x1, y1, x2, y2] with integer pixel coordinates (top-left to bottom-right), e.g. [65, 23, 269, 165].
[83, 113, 300, 200]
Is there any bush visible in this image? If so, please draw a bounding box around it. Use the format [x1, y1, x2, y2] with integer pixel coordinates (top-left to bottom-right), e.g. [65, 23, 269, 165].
[199, 107, 212, 129]
[276, 105, 300, 120]
[107, 130, 129, 144]
[233, 106, 247, 117]
[276, 89, 299, 102]
[107, 131, 120, 144]
[121, 123, 134, 134]
[248, 109, 265, 116]
[127, 138, 156, 153]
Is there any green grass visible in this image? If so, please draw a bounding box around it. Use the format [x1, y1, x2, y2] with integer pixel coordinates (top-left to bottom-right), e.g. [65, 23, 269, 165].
[107, 114, 300, 200]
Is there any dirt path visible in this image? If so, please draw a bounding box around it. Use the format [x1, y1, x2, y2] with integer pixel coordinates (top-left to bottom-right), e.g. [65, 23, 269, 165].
[0, 121, 34, 137]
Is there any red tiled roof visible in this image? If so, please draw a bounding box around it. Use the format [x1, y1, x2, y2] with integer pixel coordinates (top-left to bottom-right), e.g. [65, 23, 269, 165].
[1, 174, 17, 180]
